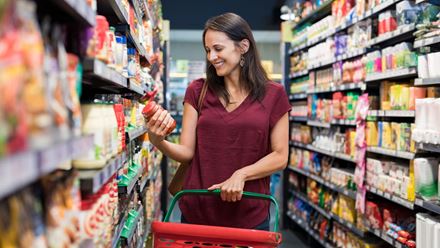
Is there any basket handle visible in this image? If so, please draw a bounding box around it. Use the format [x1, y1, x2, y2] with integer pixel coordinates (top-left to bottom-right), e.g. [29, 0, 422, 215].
[163, 189, 280, 233]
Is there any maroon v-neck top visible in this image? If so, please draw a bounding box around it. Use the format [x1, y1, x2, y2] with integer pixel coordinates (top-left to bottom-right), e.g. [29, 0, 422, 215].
[179, 78, 291, 228]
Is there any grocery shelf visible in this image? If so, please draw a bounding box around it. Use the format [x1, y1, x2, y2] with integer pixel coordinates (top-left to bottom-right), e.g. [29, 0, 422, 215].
[0, 135, 93, 200]
[290, 141, 309, 149]
[331, 213, 367, 238]
[291, 0, 334, 30]
[290, 93, 308, 100]
[365, 67, 417, 82]
[78, 152, 126, 195]
[289, 70, 309, 79]
[367, 146, 415, 160]
[368, 24, 416, 47]
[331, 119, 357, 126]
[288, 166, 357, 199]
[128, 29, 147, 58]
[83, 58, 128, 88]
[128, 79, 145, 95]
[309, 82, 366, 94]
[286, 211, 334, 248]
[415, 77, 440, 86]
[290, 190, 331, 219]
[415, 198, 440, 215]
[366, 186, 414, 210]
[334, 152, 357, 163]
[121, 206, 144, 245]
[306, 145, 334, 157]
[308, 57, 336, 70]
[118, 167, 142, 195]
[368, 110, 415, 118]
[335, 48, 367, 61]
[290, 0, 402, 53]
[126, 126, 148, 142]
[417, 142, 440, 153]
[107, 0, 129, 24]
[414, 36, 440, 48]
[306, 30, 335, 48]
[290, 116, 308, 122]
[111, 214, 128, 248]
[50, 0, 96, 26]
[307, 120, 331, 128]
[369, 227, 405, 248]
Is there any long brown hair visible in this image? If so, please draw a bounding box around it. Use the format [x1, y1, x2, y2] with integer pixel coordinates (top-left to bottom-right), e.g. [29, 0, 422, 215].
[202, 12, 268, 103]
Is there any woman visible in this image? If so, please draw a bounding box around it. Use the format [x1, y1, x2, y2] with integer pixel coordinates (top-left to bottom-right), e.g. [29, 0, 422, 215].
[146, 12, 291, 230]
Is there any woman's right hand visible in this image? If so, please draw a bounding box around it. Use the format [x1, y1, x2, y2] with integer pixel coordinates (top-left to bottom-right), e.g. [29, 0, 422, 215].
[145, 108, 173, 146]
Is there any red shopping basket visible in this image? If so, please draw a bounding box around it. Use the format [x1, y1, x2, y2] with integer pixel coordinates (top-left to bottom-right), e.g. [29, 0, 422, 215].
[152, 189, 282, 248]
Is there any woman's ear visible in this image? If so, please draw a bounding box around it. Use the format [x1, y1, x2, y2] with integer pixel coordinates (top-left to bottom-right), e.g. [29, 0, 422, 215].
[240, 39, 250, 54]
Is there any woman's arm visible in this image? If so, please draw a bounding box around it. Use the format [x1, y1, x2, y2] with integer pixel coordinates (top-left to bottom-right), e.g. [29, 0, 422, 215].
[147, 102, 198, 163]
[208, 113, 289, 202]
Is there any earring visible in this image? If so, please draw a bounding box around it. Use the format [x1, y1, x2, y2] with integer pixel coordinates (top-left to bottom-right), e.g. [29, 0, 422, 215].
[240, 54, 245, 67]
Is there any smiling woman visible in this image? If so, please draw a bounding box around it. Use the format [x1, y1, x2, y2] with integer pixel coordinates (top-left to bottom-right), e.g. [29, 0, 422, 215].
[144, 12, 291, 231]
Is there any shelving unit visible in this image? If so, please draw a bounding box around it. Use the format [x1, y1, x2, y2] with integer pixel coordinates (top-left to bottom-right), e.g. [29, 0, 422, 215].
[126, 126, 148, 142]
[290, 93, 308, 100]
[283, 0, 427, 244]
[289, 70, 309, 79]
[286, 211, 334, 248]
[369, 227, 405, 248]
[50, 0, 96, 26]
[290, 116, 308, 122]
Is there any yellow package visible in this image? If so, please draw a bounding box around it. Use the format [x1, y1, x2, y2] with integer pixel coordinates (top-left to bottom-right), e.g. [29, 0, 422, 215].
[338, 195, 356, 224]
[382, 122, 392, 149]
[390, 84, 402, 110]
[391, 122, 400, 150]
[408, 160, 416, 201]
[400, 85, 410, 110]
[366, 122, 378, 147]
[350, 130, 356, 157]
[380, 82, 394, 110]
[410, 123, 416, 153]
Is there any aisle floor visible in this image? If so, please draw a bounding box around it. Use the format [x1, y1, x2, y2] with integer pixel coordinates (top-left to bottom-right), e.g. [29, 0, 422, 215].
[280, 228, 310, 248]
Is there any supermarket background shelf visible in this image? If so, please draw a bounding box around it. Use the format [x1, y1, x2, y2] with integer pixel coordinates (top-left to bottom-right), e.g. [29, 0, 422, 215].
[368, 24, 416, 47]
[367, 146, 415, 159]
[290, 141, 309, 149]
[50, 0, 96, 26]
[121, 206, 144, 245]
[306, 145, 334, 157]
[104, 0, 129, 24]
[366, 186, 414, 209]
[415, 198, 440, 215]
[289, 70, 309, 79]
[414, 36, 440, 48]
[0, 135, 94, 200]
[290, 190, 331, 219]
[111, 214, 128, 248]
[336, 49, 367, 61]
[291, 0, 334, 30]
[415, 77, 440, 86]
[368, 110, 415, 118]
[83, 58, 128, 89]
[289, 166, 357, 199]
[308, 57, 336, 70]
[307, 120, 331, 128]
[331, 119, 356, 126]
[128, 79, 145, 95]
[286, 211, 334, 248]
[290, 116, 308, 122]
[126, 126, 148, 142]
[290, 93, 308, 100]
[330, 214, 367, 237]
[128, 29, 147, 57]
[118, 167, 142, 195]
[418, 142, 440, 153]
[365, 67, 417, 82]
[309, 82, 366, 94]
[369, 227, 405, 248]
[78, 152, 126, 195]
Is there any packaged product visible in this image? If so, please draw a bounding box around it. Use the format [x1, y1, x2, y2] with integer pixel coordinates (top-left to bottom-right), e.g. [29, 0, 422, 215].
[414, 157, 439, 200]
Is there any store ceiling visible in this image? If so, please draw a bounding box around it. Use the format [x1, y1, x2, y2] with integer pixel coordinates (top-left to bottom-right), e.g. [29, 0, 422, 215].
[161, 0, 285, 31]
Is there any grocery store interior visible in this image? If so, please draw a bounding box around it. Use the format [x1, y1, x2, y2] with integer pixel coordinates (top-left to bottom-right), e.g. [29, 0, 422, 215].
[2, 0, 440, 247]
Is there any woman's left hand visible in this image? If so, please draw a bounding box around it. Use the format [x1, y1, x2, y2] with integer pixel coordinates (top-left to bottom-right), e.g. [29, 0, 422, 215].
[208, 171, 246, 202]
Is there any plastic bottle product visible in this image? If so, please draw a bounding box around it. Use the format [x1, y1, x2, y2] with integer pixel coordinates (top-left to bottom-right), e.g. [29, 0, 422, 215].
[106, 27, 116, 67]
[121, 36, 128, 77]
[127, 48, 136, 77]
[104, 102, 118, 157]
[73, 104, 107, 169]
[114, 36, 124, 73]
[142, 101, 176, 135]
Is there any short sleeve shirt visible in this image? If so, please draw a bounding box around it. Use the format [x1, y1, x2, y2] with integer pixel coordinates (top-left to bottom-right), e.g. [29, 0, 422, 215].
[179, 78, 291, 229]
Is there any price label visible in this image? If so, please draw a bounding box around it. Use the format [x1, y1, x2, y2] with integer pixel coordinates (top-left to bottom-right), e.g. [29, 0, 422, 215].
[415, 198, 423, 206]
[374, 229, 380, 237]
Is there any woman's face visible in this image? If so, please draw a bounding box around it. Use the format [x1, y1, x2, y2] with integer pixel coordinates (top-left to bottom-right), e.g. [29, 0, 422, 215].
[204, 29, 242, 78]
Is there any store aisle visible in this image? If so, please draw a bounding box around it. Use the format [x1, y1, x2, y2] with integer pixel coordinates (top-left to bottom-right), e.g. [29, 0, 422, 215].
[280, 228, 310, 248]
